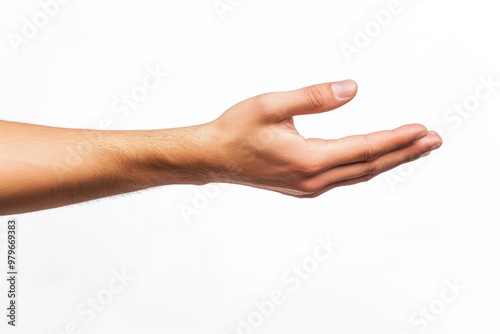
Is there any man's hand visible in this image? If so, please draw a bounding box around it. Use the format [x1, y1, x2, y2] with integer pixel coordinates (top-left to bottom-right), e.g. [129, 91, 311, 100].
[200, 80, 442, 197]
[0, 80, 442, 214]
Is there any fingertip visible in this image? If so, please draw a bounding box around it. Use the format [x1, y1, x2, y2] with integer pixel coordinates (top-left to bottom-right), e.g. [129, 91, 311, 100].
[417, 131, 443, 151]
[414, 129, 428, 141]
[428, 130, 442, 139]
[395, 123, 428, 141]
[413, 128, 443, 149]
[331, 80, 358, 100]
[410, 123, 428, 131]
[430, 133, 443, 150]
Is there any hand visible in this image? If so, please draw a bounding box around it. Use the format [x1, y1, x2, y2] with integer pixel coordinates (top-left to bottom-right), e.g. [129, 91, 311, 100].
[200, 80, 442, 197]
[0, 80, 442, 214]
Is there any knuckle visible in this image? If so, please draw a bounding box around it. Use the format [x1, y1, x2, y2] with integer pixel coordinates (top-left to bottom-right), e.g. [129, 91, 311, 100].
[392, 129, 407, 150]
[253, 93, 283, 120]
[361, 135, 380, 161]
[295, 159, 322, 176]
[409, 151, 424, 162]
[304, 86, 326, 110]
[365, 160, 384, 176]
[253, 93, 276, 112]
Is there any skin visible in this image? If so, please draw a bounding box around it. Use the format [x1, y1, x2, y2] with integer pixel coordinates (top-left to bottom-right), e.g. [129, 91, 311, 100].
[0, 80, 442, 215]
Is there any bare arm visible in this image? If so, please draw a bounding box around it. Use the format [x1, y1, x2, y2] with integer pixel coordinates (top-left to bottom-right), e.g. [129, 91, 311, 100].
[0, 80, 442, 215]
[0, 121, 212, 214]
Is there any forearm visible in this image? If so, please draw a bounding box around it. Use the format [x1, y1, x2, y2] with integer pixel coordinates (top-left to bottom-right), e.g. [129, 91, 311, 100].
[0, 120, 211, 215]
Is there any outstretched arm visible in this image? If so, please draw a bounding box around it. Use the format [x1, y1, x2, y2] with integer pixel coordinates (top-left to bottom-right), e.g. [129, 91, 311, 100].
[0, 80, 442, 215]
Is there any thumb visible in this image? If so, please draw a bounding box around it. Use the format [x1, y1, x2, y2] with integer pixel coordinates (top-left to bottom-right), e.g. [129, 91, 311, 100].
[268, 80, 358, 120]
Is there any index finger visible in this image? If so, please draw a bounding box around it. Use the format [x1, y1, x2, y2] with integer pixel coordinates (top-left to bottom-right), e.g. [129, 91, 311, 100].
[305, 124, 430, 171]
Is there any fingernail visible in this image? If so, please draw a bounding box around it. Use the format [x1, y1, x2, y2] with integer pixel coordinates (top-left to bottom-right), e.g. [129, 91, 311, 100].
[421, 150, 431, 157]
[430, 143, 442, 150]
[332, 80, 357, 99]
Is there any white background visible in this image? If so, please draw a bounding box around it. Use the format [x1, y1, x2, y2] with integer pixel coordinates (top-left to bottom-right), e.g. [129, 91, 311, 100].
[0, 0, 499, 333]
